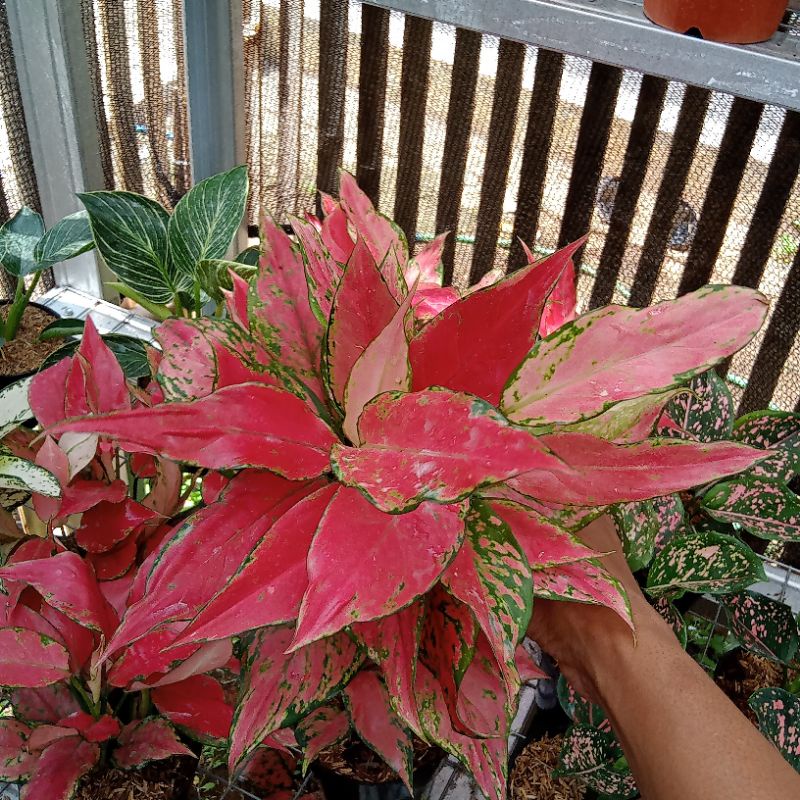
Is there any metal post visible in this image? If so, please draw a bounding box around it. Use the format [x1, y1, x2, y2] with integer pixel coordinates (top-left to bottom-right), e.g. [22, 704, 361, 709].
[5, 0, 112, 297]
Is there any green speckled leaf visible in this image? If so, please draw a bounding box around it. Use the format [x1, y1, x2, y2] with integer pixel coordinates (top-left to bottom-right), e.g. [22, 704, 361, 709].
[556, 675, 609, 731]
[702, 475, 800, 542]
[295, 704, 350, 772]
[652, 494, 687, 553]
[653, 598, 688, 648]
[733, 410, 800, 482]
[660, 369, 734, 443]
[723, 591, 800, 665]
[612, 500, 659, 571]
[749, 688, 800, 771]
[646, 530, 765, 598]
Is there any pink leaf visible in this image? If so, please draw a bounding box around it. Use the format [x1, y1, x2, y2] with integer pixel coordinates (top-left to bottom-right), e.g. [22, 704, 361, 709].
[108, 624, 201, 687]
[136, 638, 232, 690]
[230, 626, 361, 769]
[508, 433, 766, 506]
[33, 437, 68, 522]
[411, 286, 460, 322]
[331, 389, 557, 513]
[50, 383, 337, 478]
[515, 644, 547, 681]
[353, 602, 425, 739]
[250, 217, 325, 403]
[405, 233, 446, 290]
[58, 478, 127, 518]
[114, 718, 193, 768]
[409, 240, 584, 405]
[28, 725, 78, 753]
[74, 317, 130, 414]
[345, 671, 414, 792]
[176, 484, 338, 647]
[75, 498, 158, 553]
[0, 628, 70, 687]
[292, 486, 464, 649]
[11, 684, 81, 724]
[58, 712, 120, 743]
[342, 281, 415, 444]
[21, 737, 98, 800]
[296, 705, 350, 770]
[152, 674, 233, 741]
[502, 285, 769, 426]
[292, 216, 343, 323]
[0, 719, 34, 781]
[39, 604, 96, 673]
[538, 257, 577, 337]
[224, 268, 251, 329]
[327, 238, 399, 406]
[29, 357, 72, 428]
[455, 634, 510, 738]
[320, 201, 354, 263]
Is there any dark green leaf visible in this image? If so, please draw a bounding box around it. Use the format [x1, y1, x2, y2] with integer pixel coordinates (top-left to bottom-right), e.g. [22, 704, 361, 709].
[661, 369, 734, 442]
[39, 334, 151, 380]
[702, 475, 800, 542]
[653, 598, 688, 648]
[168, 166, 249, 288]
[0, 207, 46, 277]
[734, 410, 800, 482]
[557, 675, 609, 730]
[38, 318, 85, 341]
[723, 591, 800, 664]
[34, 211, 94, 264]
[79, 191, 172, 303]
[235, 245, 260, 266]
[646, 529, 765, 598]
[612, 500, 659, 571]
[749, 688, 800, 771]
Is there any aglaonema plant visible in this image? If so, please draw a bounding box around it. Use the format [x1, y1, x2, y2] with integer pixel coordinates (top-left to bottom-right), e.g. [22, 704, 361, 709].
[48, 173, 774, 799]
[0, 322, 237, 799]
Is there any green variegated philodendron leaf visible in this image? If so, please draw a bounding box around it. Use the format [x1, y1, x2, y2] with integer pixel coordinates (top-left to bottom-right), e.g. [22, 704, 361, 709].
[733, 410, 800, 482]
[0, 447, 61, 510]
[660, 369, 734, 443]
[168, 165, 249, 290]
[79, 191, 173, 304]
[749, 688, 800, 771]
[197, 259, 256, 303]
[0, 377, 33, 439]
[612, 500, 659, 572]
[646, 530, 765, 598]
[702, 475, 800, 542]
[723, 591, 800, 665]
[33, 211, 94, 264]
[0, 207, 46, 277]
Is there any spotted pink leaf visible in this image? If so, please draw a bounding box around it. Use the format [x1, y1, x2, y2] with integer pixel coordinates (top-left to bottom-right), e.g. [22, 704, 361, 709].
[292, 486, 464, 649]
[21, 737, 99, 800]
[749, 688, 800, 770]
[409, 240, 584, 405]
[50, 383, 337, 478]
[503, 285, 768, 426]
[152, 674, 233, 741]
[0, 719, 33, 781]
[230, 625, 361, 769]
[723, 591, 799, 665]
[345, 671, 415, 791]
[733, 410, 800, 482]
[332, 389, 557, 513]
[295, 705, 350, 771]
[658, 369, 734, 443]
[114, 717, 193, 768]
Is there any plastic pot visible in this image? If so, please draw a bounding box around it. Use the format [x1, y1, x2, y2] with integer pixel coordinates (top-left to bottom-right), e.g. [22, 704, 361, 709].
[0, 301, 61, 390]
[643, 0, 786, 44]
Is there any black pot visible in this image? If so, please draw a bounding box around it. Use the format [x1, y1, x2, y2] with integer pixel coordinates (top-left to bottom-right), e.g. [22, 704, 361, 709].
[0, 300, 61, 390]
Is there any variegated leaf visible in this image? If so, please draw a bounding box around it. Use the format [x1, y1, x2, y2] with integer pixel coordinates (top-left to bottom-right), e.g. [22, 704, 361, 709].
[114, 718, 193, 768]
[0, 207, 45, 277]
[556, 675, 610, 731]
[0, 719, 34, 780]
[733, 410, 800, 481]
[151, 674, 234, 741]
[21, 737, 99, 800]
[292, 486, 464, 649]
[702, 475, 800, 542]
[0, 628, 71, 687]
[296, 704, 350, 772]
[0, 377, 33, 439]
[612, 500, 659, 572]
[455, 633, 511, 738]
[723, 591, 800, 665]
[0, 448, 61, 499]
[652, 494, 687, 553]
[291, 216, 343, 325]
[646, 530, 765, 598]
[653, 598, 688, 648]
[405, 233, 446, 290]
[345, 671, 415, 791]
[502, 286, 768, 426]
[230, 625, 361, 769]
[11, 685, 81, 724]
[34, 210, 94, 264]
[441, 499, 533, 697]
[539, 256, 577, 337]
[749, 687, 800, 771]
[659, 369, 734, 443]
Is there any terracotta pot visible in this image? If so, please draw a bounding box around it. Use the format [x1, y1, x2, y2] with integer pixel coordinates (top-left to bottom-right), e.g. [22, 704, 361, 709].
[643, 0, 786, 44]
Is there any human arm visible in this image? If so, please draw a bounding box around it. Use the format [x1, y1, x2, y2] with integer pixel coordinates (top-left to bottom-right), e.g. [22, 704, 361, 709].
[528, 514, 800, 800]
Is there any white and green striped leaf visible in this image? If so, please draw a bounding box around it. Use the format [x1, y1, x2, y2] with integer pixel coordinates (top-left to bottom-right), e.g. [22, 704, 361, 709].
[0, 207, 46, 277]
[0, 377, 33, 439]
[0, 448, 61, 499]
[33, 211, 94, 264]
[702, 475, 800, 542]
[168, 166, 248, 288]
[723, 591, 800, 665]
[79, 191, 173, 303]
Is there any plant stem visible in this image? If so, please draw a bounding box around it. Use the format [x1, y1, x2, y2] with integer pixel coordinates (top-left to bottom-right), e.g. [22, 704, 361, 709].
[173, 291, 184, 317]
[3, 272, 40, 341]
[193, 277, 202, 318]
[70, 676, 100, 718]
[138, 688, 152, 719]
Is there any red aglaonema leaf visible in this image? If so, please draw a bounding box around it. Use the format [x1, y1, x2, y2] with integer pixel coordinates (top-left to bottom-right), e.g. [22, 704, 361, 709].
[99, 573, 136, 620]
[326, 238, 399, 406]
[415, 664, 507, 800]
[21, 736, 99, 800]
[321, 200, 354, 263]
[33, 436, 68, 522]
[508, 432, 766, 507]
[250, 217, 325, 403]
[137, 638, 232, 690]
[342, 281, 415, 445]
[515, 644, 548, 681]
[534, 559, 632, 627]
[104, 472, 319, 657]
[27, 725, 78, 753]
[176, 484, 338, 647]
[344, 671, 414, 791]
[331, 389, 556, 513]
[74, 316, 130, 414]
[411, 286, 460, 322]
[50, 383, 337, 478]
[441, 499, 533, 698]
[455, 633, 511, 738]
[152, 674, 233, 741]
[230, 625, 361, 770]
[291, 486, 464, 649]
[87, 536, 137, 581]
[58, 478, 127, 518]
[0, 719, 34, 780]
[58, 712, 121, 743]
[409, 239, 584, 405]
[11, 684, 81, 724]
[292, 216, 343, 324]
[420, 583, 476, 736]
[113, 717, 193, 768]
[29, 356, 72, 428]
[295, 705, 350, 771]
[405, 233, 446, 290]
[39, 604, 95, 673]
[539, 255, 577, 337]
[353, 602, 425, 739]
[224, 268, 251, 329]
[75, 498, 158, 553]
[0, 551, 117, 638]
[502, 285, 768, 426]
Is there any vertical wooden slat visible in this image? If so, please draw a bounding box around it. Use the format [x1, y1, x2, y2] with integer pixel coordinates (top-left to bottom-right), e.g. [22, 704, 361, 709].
[0, 171, 12, 296]
[739, 249, 800, 414]
[394, 15, 432, 246]
[629, 85, 710, 307]
[277, 0, 304, 218]
[171, 0, 190, 197]
[318, 0, 348, 210]
[435, 27, 481, 285]
[678, 97, 764, 296]
[590, 75, 668, 307]
[356, 5, 389, 207]
[557, 63, 622, 263]
[470, 39, 526, 283]
[508, 49, 563, 272]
